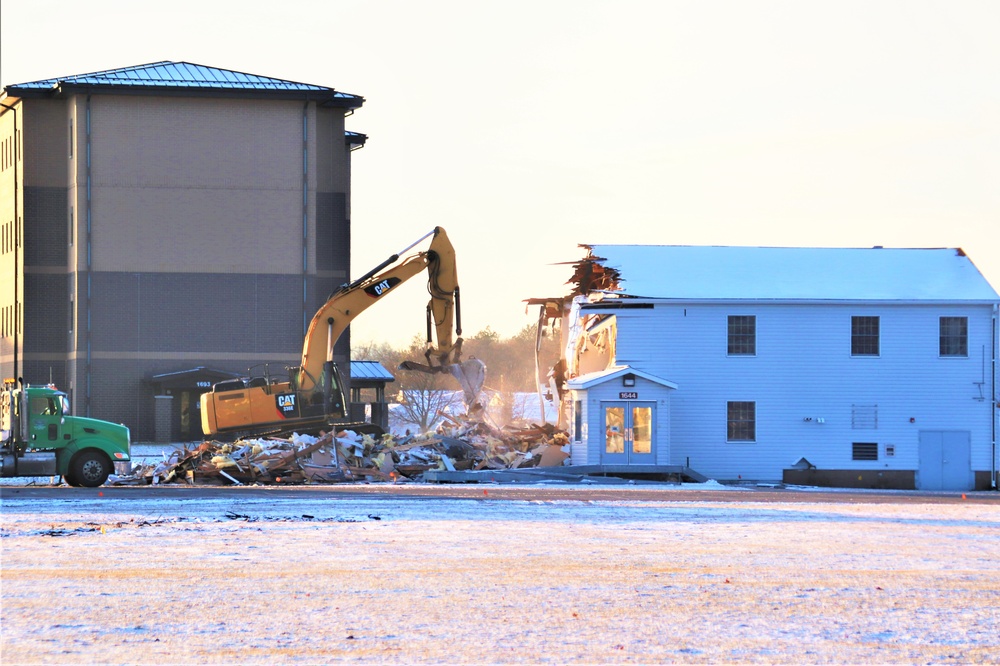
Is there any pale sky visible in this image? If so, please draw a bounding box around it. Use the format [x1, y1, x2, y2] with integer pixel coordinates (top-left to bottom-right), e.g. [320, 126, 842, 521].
[3, 0, 998, 348]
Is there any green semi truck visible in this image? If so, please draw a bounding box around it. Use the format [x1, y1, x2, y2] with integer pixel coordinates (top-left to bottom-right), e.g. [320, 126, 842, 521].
[1, 382, 131, 487]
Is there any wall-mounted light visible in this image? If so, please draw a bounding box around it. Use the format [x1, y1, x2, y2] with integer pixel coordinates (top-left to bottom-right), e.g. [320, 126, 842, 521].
[622, 373, 636, 387]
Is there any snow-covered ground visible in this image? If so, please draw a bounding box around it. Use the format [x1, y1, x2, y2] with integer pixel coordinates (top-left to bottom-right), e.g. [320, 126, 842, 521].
[1, 489, 998, 664]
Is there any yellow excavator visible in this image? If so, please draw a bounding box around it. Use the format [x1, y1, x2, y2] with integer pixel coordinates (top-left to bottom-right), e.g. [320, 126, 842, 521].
[200, 227, 486, 438]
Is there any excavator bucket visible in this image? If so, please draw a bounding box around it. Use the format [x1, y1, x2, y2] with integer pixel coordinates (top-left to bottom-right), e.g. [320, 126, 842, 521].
[447, 358, 487, 409]
[398, 357, 487, 411]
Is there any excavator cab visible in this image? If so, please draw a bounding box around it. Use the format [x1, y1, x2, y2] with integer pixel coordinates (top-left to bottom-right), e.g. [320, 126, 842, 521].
[200, 362, 348, 438]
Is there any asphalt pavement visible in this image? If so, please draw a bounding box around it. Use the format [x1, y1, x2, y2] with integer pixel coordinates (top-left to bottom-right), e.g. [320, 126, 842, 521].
[2, 482, 997, 505]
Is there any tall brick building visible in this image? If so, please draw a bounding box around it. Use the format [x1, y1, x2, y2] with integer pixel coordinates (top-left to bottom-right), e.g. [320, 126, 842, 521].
[0, 62, 366, 441]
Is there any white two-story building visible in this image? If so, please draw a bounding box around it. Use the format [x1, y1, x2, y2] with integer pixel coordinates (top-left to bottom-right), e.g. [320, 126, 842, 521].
[542, 245, 998, 491]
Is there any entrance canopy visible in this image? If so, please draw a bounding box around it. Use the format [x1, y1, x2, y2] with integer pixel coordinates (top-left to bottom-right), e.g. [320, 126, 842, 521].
[567, 365, 678, 391]
[150, 367, 241, 392]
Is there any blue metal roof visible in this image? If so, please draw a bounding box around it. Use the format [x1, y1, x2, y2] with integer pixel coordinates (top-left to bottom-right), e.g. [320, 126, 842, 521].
[5, 61, 363, 106]
[350, 361, 395, 382]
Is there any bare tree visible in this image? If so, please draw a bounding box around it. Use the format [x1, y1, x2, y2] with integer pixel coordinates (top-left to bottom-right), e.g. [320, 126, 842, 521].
[390, 389, 462, 434]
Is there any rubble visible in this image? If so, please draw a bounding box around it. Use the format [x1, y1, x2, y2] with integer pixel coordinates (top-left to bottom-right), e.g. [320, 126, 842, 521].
[113, 418, 572, 486]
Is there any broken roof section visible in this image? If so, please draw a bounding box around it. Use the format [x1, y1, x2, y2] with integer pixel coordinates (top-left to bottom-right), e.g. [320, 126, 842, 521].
[576, 245, 999, 303]
[4, 61, 364, 108]
[565, 245, 623, 296]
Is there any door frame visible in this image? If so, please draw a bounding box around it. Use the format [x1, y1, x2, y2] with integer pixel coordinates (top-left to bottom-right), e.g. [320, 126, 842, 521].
[599, 400, 657, 464]
[918, 429, 973, 491]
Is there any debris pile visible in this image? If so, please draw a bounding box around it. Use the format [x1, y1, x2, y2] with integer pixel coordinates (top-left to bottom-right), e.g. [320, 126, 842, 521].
[116, 419, 570, 486]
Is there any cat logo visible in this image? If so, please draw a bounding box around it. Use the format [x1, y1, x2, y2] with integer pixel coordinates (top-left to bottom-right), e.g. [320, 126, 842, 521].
[364, 277, 401, 298]
[276, 393, 297, 415]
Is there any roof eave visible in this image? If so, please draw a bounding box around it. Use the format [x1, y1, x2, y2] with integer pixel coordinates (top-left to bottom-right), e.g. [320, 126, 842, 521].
[584, 296, 1000, 307]
[567, 365, 679, 391]
[346, 131, 368, 149]
[5, 82, 365, 108]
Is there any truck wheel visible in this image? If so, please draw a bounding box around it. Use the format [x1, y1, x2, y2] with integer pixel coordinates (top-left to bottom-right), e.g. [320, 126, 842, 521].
[70, 450, 112, 487]
[63, 470, 80, 487]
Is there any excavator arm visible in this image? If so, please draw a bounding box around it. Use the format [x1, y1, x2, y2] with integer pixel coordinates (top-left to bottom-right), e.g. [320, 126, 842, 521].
[296, 226, 468, 391]
[201, 226, 485, 438]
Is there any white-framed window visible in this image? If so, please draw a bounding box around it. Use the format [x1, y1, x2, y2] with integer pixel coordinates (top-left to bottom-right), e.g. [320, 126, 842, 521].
[939, 317, 968, 357]
[727, 401, 756, 442]
[727, 315, 756, 356]
[851, 316, 879, 356]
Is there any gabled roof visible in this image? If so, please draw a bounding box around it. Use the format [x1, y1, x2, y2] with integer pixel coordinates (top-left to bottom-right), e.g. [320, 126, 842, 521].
[581, 246, 999, 302]
[4, 61, 363, 108]
[567, 366, 678, 391]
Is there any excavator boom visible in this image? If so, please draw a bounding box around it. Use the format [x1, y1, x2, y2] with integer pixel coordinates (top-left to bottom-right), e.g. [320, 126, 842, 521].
[200, 226, 485, 438]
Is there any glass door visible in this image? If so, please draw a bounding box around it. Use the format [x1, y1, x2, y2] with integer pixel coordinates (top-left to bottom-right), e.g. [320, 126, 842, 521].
[601, 401, 656, 464]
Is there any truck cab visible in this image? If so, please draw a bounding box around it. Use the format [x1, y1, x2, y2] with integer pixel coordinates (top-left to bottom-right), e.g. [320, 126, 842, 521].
[1, 383, 131, 487]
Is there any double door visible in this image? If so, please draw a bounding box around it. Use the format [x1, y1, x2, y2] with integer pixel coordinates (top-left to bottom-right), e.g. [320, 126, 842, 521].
[601, 401, 656, 464]
[918, 430, 973, 490]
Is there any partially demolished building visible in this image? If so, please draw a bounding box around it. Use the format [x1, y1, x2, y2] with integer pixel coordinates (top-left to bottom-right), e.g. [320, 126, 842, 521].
[535, 245, 999, 490]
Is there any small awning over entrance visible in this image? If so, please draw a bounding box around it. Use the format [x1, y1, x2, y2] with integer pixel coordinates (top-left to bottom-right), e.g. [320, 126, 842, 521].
[566, 365, 678, 469]
[150, 367, 242, 391]
[567, 365, 678, 391]
[148, 368, 244, 444]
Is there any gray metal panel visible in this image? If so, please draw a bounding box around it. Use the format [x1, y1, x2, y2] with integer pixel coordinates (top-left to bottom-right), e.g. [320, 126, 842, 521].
[88, 271, 303, 354]
[316, 192, 348, 273]
[23, 186, 68, 266]
[23, 273, 68, 355]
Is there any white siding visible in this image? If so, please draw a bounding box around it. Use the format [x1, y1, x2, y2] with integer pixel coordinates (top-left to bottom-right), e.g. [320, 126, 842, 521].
[614, 303, 997, 482]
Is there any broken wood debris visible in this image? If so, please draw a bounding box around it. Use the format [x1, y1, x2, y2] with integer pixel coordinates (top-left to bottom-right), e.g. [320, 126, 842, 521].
[113, 418, 572, 486]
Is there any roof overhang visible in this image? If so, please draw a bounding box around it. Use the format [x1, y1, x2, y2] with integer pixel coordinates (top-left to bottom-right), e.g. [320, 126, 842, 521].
[582, 297, 1000, 308]
[346, 131, 368, 150]
[5, 83, 364, 109]
[567, 365, 678, 391]
[149, 367, 241, 389]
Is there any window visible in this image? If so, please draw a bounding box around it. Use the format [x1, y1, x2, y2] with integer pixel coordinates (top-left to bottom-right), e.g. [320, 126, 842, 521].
[940, 317, 968, 357]
[851, 316, 879, 356]
[727, 401, 756, 441]
[852, 442, 878, 461]
[573, 400, 583, 442]
[728, 315, 756, 355]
